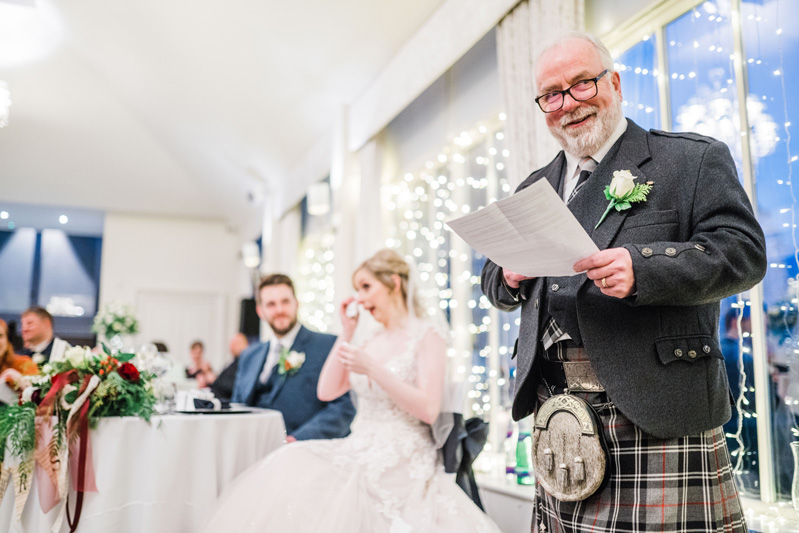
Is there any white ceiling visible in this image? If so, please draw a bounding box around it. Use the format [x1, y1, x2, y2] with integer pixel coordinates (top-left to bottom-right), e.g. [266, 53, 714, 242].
[0, 0, 446, 236]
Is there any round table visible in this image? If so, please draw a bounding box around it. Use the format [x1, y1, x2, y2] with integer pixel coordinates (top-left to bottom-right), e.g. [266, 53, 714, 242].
[0, 408, 285, 532]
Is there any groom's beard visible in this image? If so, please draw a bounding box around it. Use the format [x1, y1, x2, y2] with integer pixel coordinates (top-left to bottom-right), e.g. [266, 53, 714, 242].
[549, 93, 623, 158]
[268, 315, 298, 336]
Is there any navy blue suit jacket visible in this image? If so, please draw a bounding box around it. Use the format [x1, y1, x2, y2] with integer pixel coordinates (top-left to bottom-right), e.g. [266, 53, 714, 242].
[231, 325, 355, 440]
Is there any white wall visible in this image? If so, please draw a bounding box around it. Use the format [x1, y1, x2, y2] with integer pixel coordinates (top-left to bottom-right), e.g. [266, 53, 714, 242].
[99, 213, 245, 371]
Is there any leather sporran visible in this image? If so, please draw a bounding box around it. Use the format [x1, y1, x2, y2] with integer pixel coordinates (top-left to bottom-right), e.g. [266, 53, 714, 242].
[530, 394, 609, 501]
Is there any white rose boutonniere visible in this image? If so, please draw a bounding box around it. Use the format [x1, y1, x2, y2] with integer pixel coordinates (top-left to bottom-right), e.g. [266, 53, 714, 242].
[278, 348, 306, 376]
[32, 353, 45, 365]
[595, 170, 653, 229]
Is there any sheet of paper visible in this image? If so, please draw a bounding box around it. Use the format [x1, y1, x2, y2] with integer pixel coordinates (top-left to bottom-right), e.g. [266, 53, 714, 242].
[446, 179, 599, 277]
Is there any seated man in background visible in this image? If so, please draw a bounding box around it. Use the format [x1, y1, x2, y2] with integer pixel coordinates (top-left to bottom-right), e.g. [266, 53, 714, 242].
[210, 332, 248, 401]
[233, 274, 355, 441]
[19, 306, 70, 365]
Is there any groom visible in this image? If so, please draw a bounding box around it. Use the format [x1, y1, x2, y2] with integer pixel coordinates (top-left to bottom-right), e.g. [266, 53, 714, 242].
[232, 274, 355, 441]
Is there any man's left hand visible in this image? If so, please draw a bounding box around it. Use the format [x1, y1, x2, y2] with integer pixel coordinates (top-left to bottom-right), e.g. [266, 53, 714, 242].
[574, 247, 635, 298]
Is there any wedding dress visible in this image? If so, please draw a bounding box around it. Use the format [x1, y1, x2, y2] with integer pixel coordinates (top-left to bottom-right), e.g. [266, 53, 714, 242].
[202, 321, 500, 533]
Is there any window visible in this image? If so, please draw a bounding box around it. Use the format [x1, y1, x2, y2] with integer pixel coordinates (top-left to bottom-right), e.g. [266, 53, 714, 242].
[607, 0, 799, 504]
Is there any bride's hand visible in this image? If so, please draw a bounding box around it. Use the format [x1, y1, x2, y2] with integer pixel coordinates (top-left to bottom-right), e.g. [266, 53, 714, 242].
[338, 343, 373, 376]
[339, 297, 359, 341]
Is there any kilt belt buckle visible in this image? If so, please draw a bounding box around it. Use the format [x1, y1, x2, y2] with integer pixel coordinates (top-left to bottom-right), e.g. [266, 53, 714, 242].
[562, 361, 604, 392]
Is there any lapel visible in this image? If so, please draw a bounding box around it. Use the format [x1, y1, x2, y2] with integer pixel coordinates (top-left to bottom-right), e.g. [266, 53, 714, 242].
[532, 152, 566, 196]
[263, 326, 311, 404]
[568, 120, 653, 251]
[244, 342, 270, 404]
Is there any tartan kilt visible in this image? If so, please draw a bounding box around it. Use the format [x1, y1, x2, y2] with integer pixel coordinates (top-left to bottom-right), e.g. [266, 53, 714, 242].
[531, 392, 747, 533]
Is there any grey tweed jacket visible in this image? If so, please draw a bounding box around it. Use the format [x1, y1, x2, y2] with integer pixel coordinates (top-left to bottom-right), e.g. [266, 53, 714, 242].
[481, 119, 767, 439]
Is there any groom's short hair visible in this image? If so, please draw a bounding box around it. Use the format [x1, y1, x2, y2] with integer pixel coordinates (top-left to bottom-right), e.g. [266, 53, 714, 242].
[258, 274, 296, 299]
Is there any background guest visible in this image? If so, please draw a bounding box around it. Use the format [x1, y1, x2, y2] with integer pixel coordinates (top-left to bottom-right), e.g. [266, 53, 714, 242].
[232, 274, 355, 441]
[0, 318, 38, 404]
[210, 333, 248, 401]
[19, 306, 70, 365]
[186, 340, 216, 388]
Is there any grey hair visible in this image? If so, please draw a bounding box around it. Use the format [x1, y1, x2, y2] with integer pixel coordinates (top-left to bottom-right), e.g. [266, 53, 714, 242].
[534, 31, 615, 75]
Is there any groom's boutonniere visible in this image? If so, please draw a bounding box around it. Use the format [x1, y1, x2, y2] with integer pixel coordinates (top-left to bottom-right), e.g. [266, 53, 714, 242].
[595, 170, 653, 229]
[277, 348, 306, 376]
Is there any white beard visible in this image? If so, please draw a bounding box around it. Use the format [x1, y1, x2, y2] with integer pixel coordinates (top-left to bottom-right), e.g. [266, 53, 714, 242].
[549, 95, 623, 158]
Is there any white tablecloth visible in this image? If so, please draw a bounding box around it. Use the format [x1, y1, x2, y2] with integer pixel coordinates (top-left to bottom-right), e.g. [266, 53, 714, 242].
[0, 409, 285, 533]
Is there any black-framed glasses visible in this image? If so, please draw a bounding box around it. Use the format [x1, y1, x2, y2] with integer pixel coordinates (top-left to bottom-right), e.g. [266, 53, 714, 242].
[535, 70, 609, 113]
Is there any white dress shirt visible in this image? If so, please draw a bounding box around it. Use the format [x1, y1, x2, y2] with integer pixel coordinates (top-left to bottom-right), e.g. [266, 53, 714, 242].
[258, 322, 301, 384]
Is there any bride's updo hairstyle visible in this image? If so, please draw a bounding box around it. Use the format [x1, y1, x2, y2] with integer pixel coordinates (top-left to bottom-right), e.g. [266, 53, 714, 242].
[354, 249, 425, 318]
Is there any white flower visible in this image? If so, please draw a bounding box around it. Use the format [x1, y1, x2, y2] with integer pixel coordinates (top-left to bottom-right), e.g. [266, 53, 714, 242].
[609, 169, 636, 197]
[32, 353, 45, 365]
[65, 346, 91, 368]
[21, 387, 34, 403]
[286, 351, 306, 370]
[32, 373, 50, 385]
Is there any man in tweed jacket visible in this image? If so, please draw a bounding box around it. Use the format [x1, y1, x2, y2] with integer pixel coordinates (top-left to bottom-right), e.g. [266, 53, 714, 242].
[481, 32, 766, 532]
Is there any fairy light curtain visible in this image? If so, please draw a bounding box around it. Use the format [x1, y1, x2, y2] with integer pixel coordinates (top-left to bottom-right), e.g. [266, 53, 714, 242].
[383, 116, 519, 422]
[295, 193, 336, 333]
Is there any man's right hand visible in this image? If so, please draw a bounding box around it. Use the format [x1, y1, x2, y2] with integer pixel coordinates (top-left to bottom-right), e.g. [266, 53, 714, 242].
[503, 269, 535, 289]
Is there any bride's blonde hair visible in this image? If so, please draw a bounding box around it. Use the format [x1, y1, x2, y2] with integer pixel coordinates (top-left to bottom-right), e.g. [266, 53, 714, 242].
[354, 249, 424, 317]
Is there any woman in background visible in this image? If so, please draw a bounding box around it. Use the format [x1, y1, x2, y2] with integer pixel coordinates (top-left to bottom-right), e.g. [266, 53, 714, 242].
[0, 318, 38, 400]
[202, 249, 499, 532]
[185, 340, 216, 388]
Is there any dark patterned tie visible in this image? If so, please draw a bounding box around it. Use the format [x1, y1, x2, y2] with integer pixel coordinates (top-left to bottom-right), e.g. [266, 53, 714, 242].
[567, 157, 595, 204]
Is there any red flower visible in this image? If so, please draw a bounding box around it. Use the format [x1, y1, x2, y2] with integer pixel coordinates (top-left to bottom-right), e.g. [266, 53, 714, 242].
[117, 363, 140, 382]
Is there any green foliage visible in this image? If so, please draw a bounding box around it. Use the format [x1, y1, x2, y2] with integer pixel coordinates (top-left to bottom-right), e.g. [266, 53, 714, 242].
[87, 372, 156, 426]
[0, 403, 36, 462]
[624, 183, 652, 203]
[115, 352, 135, 363]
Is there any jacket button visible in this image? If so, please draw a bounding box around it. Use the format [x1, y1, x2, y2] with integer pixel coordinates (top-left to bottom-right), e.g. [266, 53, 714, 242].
[688, 350, 697, 358]
[641, 247, 653, 257]
[665, 247, 677, 256]
[674, 349, 683, 357]
[551, 284, 559, 291]
[703, 345, 711, 353]
[695, 243, 706, 252]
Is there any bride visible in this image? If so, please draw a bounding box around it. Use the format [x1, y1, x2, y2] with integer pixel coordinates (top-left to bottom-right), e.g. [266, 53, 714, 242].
[202, 249, 500, 532]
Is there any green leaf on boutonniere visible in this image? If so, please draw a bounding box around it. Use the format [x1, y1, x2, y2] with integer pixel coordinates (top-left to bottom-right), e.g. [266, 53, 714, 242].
[595, 171, 653, 229]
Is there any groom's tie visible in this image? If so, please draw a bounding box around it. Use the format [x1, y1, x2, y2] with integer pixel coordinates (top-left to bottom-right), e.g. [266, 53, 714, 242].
[258, 342, 283, 384]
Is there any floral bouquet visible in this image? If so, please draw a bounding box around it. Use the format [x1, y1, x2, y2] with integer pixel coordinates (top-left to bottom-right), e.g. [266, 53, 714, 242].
[92, 301, 139, 341]
[0, 345, 155, 529]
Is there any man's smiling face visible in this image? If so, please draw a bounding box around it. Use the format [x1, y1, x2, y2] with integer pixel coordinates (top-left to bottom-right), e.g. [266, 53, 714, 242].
[535, 37, 623, 157]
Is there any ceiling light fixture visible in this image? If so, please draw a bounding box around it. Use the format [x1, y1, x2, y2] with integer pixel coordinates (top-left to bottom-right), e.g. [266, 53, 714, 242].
[59, 215, 68, 224]
[307, 182, 331, 216]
